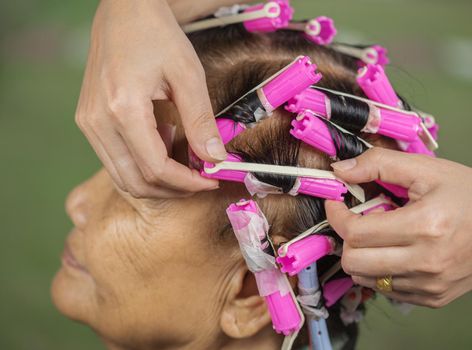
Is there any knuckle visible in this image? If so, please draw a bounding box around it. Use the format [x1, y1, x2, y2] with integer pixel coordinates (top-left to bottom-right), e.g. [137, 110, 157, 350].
[107, 94, 148, 126]
[341, 249, 357, 275]
[142, 166, 165, 185]
[74, 111, 87, 130]
[126, 185, 148, 199]
[344, 227, 362, 247]
[425, 296, 447, 309]
[423, 282, 447, 296]
[417, 258, 443, 275]
[426, 214, 450, 240]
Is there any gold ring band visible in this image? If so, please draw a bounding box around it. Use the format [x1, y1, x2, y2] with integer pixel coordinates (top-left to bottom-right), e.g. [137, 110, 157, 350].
[376, 275, 393, 292]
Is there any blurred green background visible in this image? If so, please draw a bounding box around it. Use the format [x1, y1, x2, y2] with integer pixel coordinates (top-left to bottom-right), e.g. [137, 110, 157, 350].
[1, 0, 471, 349]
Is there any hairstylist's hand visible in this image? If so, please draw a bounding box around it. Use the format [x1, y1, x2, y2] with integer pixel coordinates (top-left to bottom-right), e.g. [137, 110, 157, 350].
[75, 0, 227, 198]
[325, 148, 472, 308]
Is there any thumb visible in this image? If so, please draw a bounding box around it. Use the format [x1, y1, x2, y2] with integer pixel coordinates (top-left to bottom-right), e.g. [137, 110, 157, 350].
[169, 61, 227, 163]
[330, 147, 431, 188]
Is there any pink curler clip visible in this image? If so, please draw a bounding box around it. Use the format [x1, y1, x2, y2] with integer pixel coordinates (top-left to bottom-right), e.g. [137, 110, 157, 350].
[304, 16, 337, 45]
[290, 111, 409, 198]
[261, 56, 322, 112]
[331, 44, 390, 67]
[243, 0, 294, 33]
[216, 118, 246, 145]
[202, 154, 246, 182]
[227, 200, 303, 335]
[357, 64, 402, 108]
[287, 16, 337, 46]
[363, 45, 390, 67]
[277, 234, 334, 276]
[202, 153, 351, 201]
[323, 277, 354, 307]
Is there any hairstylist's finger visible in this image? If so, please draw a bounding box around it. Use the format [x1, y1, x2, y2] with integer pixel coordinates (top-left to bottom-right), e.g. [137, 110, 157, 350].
[168, 55, 227, 163]
[114, 98, 218, 192]
[325, 200, 422, 248]
[77, 118, 125, 190]
[96, 125, 193, 198]
[352, 275, 449, 296]
[330, 148, 436, 190]
[341, 245, 414, 277]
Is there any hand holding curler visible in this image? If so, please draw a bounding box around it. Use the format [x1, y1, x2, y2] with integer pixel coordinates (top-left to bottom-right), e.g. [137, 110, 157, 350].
[75, 0, 261, 199]
[325, 148, 472, 308]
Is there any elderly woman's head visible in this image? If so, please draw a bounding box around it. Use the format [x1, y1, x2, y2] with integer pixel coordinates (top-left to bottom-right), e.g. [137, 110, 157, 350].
[52, 27, 395, 349]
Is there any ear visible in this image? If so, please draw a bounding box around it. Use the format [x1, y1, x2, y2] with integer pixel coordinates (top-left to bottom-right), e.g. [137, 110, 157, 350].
[220, 262, 272, 339]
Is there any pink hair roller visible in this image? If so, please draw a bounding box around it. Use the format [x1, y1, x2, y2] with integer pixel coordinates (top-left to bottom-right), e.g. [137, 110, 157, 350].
[216, 118, 246, 145]
[265, 291, 303, 335]
[227, 200, 302, 335]
[243, 0, 294, 33]
[286, 88, 422, 143]
[357, 64, 402, 108]
[298, 178, 348, 201]
[276, 235, 334, 276]
[290, 111, 336, 156]
[304, 16, 337, 45]
[290, 111, 409, 198]
[355, 64, 436, 157]
[377, 108, 422, 143]
[323, 277, 354, 307]
[286, 87, 328, 115]
[261, 56, 322, 112]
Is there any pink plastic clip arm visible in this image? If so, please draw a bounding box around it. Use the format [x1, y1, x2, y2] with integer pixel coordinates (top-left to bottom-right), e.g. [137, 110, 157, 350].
[261, 56, 322, 112]
[243, 0, 294, 33]
[304, 16, 337, 45]
[201, 154, 246, 182]
[277, 235, 333, 276]
[357, 64, 401, 108]
[323, 277, 354, 307]
[290, 111, 336, 156]
[227, 201, 302, 335]
[298, 177, 348, 201]
[216, 118, 246, 145]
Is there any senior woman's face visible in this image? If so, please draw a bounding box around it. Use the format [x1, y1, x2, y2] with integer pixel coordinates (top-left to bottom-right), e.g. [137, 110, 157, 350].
[52, 169, 239, 348]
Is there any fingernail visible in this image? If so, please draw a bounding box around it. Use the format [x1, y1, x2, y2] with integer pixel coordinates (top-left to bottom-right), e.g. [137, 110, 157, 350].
[331, 158, 357, 171]
[205, 137, 227, 161]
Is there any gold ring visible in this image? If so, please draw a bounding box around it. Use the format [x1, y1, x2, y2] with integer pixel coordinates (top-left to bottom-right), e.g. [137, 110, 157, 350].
[376, 275, 393, 292]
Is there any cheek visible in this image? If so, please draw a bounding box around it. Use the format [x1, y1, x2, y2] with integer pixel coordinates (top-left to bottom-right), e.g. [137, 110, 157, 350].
[83, 209, 224, 345]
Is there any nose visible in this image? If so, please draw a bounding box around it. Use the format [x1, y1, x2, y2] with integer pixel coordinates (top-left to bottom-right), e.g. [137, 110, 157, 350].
[65, 183, 90, 228]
